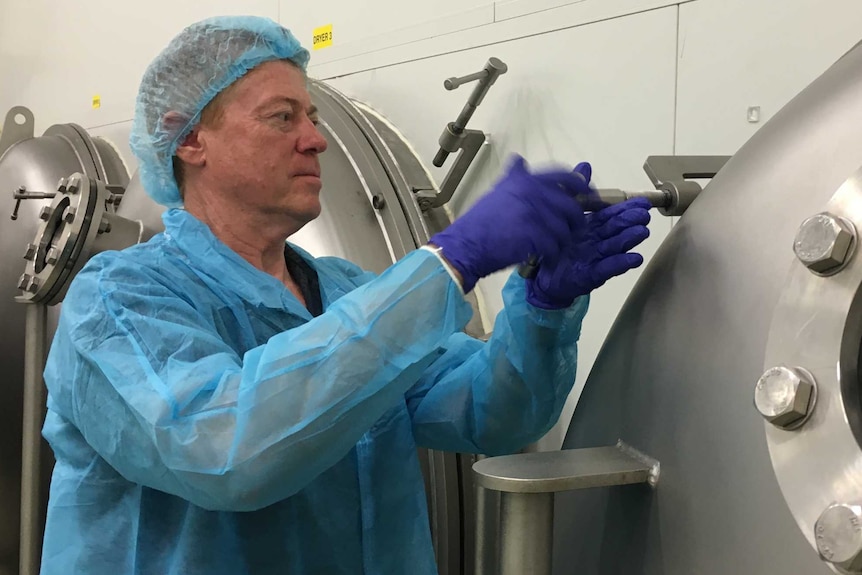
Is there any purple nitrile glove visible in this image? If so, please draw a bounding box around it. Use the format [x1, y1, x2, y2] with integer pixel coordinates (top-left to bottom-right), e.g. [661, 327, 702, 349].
[429, 154, 592, 293]
[525, 162, 652, 309]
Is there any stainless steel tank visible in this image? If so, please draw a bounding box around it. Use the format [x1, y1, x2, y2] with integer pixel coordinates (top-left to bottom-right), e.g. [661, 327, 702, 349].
[0, 107, 129, 575]
[553, 39, 862, 575]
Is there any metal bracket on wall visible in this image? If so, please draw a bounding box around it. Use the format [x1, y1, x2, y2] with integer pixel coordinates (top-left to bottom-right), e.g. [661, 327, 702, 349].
[642, 155, 730, 217]
[417, 57, 508, 212]
[0, 107, 36, 159]
[472, 442, 659, 575]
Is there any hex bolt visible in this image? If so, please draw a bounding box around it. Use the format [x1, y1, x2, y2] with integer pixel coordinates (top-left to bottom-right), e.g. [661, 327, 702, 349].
[97, 220, 112, 234]
[46, 247, 59, 265]
[56, 177, 68, 193]
[22, 243, 37, 261]
[754, 366, 816, 429]
[66, 176, 81, 195]
[794, 213, 856, 274]
[38, 206, 53, 221]
[816, 503, 862, 572]
[17, 274, 31, 290]
[25, 277, 40, 293]
[63, 207, 77, 224]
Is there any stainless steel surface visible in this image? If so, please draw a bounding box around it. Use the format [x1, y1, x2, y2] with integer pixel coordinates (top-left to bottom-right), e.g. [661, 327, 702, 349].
[815, 503, 862, 572]
[753, 366, 817, 429]
[0, 111, 128, 574]
[473, 456, 500, 575]
[793, 212, 857, 275]
[476, 444, 657, 575]
[473, 445, 657, 493]
[555, 37, 862, 575]
[19, 303, 47, 575]
[499, 492, 554, 575]
[761, 167, 862, 569]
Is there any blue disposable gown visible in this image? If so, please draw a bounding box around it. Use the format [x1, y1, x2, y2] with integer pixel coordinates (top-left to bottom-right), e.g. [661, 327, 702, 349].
[39, 208, 588, 575]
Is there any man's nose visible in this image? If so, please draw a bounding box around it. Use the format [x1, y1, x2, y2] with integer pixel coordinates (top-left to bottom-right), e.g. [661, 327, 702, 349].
[298, 119, 328, 154]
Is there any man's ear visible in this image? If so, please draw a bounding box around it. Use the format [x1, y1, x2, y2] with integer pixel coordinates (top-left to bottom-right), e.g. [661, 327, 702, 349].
[162, 111, 205, 168]
[175, 127, 205, 168]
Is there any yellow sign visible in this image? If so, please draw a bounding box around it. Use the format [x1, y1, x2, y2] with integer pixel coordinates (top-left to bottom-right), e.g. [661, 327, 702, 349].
[92, 95, 101, 109]
[313, 24, 333, 50]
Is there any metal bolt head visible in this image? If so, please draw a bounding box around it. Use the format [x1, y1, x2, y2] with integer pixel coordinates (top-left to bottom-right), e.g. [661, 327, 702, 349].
[794, 213, 855, 274]
[63, 207, 77, 224]
[754, 366, 815, 429]
[65, 175, 81, 195]
[22, 243, 36, 261]
[25, 276, 40, 293]
[56, 177, 68, 193]
[17, 274, 31, 290]
[38, 206, 53, 221]
[46, 247, 59, 265]
[816, 503, 862, 571]
[97, 220, 112, 234]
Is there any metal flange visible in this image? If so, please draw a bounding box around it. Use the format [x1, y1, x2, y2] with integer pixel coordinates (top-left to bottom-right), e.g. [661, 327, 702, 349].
[761, 164, 862, 573]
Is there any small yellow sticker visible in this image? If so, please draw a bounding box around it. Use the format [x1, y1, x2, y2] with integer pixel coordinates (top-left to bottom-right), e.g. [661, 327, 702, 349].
[92, 95, 101, 109]
[313, 24, 333, 50]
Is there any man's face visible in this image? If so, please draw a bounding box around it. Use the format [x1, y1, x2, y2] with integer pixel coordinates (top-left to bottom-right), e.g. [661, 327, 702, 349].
[197, 60, 328, 227]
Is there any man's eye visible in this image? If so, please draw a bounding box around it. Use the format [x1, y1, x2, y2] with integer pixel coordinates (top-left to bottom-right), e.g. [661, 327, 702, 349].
[276, 112, 292, 122]
[310, 117, 320, 126]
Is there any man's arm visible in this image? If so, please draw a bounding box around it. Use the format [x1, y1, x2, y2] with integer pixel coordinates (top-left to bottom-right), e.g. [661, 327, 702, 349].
[48, 248, 471, 512]
[405, 271, 588, 455]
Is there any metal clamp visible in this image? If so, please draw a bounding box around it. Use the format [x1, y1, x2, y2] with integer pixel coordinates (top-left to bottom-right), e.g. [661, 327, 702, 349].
[472, 442, 659, 575]
[419, 58, 508, 211]
[642, 155, 730, 217]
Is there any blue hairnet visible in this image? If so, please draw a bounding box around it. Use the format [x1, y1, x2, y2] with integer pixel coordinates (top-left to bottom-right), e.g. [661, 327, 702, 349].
[130, 16, 310, 208]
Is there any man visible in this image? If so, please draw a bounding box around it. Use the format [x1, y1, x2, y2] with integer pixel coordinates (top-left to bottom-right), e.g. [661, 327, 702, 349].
[38, 15, 651, 575]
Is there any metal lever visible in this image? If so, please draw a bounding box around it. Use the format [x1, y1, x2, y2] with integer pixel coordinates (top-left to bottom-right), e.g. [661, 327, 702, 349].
[11, 187, 57, 220]
[417, 58, 508, 212]
[434, 57, 508, 168]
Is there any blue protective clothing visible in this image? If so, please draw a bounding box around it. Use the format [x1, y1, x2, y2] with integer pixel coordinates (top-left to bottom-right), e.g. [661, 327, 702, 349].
[40, 209, 589, 575]
[525, 163, 652, 309]
[429, 155, 592, 292]
[130, 16, 309, 208]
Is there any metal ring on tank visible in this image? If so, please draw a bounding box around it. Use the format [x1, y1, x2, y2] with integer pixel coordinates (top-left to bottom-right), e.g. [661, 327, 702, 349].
[762, 163, 862, 570]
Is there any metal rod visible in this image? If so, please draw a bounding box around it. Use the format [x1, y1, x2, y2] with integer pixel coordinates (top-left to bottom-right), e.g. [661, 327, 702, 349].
[499, 492, 554, 575]
[444, 70, 488, 90]
[20, 303, 48, 575]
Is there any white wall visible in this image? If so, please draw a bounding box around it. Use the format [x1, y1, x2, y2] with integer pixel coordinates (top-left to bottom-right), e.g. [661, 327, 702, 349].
[2, 0, 861, 450]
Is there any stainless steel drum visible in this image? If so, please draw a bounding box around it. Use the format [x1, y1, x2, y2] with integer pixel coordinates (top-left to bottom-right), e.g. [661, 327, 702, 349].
[554, 39, 862, 575]
[0, 107, 129, 575]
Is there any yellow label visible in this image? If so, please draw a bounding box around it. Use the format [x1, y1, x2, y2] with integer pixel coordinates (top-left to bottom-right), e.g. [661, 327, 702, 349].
[312, 24, 333, 50]
[92, 95, 101, 109]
